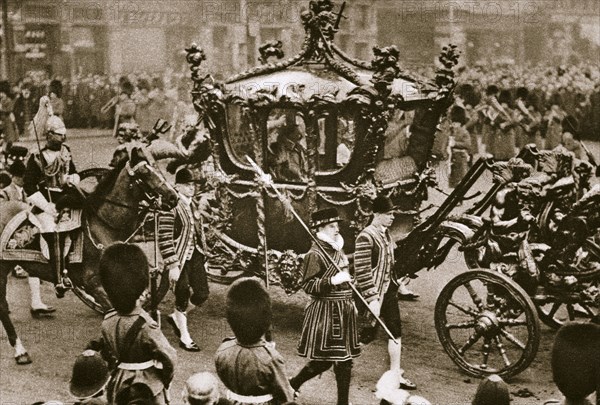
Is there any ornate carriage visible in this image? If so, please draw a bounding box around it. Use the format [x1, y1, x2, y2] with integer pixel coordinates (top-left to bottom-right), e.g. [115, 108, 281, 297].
[184, 0, 458, 291]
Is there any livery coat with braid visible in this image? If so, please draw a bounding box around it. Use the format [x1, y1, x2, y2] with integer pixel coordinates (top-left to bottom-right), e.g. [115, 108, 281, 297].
[297, 242, 361, 361]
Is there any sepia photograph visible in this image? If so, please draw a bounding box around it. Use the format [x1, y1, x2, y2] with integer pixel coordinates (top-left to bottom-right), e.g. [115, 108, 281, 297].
[0, 0, 598, 404]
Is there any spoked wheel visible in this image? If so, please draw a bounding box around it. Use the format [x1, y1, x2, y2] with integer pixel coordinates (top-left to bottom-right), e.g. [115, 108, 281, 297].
[536, 296, 599, 329]
[435, 269, 541, 378]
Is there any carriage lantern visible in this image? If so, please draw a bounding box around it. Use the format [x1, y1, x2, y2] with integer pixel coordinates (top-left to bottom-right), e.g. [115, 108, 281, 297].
[185, 0, 460, 292]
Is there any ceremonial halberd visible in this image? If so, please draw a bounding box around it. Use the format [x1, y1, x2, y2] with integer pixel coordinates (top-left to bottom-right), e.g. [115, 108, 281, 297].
[184, 0, 459, 293]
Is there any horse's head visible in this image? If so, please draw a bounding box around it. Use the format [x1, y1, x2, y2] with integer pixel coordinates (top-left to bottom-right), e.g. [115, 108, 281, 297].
[126, 147, 179, 211]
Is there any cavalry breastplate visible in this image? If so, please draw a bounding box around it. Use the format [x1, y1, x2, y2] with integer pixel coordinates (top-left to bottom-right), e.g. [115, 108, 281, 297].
[37, 148, 71, 191]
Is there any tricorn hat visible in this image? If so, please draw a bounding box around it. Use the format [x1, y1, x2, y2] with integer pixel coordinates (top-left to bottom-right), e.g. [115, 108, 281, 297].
[310, 207, 341, 228]
[69, 350, 110, 399]
[8, 145, 28, 159]
[175, 167, 194, 184]
[226, 277, 272, 345]
[372, 195, 396, 214]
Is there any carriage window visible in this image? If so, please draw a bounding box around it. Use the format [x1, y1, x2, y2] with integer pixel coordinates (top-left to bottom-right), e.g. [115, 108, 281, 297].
[315, 113, 355, 172]
[226, 104, 256, 166]
[382, 109, 411, 159]
[266, 108, 308, 182]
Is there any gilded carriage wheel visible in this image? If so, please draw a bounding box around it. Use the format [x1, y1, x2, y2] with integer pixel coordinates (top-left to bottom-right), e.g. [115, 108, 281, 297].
[536, 296, 599, 329]
[434, 269, 540, 378]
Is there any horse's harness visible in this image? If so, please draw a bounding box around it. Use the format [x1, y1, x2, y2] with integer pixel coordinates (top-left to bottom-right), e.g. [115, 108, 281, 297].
[86, 160, 171, 251]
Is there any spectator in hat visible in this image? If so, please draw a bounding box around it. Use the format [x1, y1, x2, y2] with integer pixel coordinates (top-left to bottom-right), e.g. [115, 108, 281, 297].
[1, 159, 56, 317]
[69, 349, 110, 404]
[290, 207, 360, 405]
[551, 323, 599, 405]
[215, 277, 293, 404]
[91, 242, 177, 404]
[13, 83, 36, 137]
[158, 168, 209, 352]
[354, 195, 416, 390]
[183, 372, 233, 405]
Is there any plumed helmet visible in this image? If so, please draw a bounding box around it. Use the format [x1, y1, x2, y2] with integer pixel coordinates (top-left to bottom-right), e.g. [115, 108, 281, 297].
[7, 159, 26, 177]
[310, 207, 341, 228]
[372, 195, 396, 214]
[471, 374, 510, 405]
[99, 243, 149, 313]
[69, 350, 110, 399]
[226, 277, 272, 345]
[175, 167, 194, 184]
[551, 323, 600, 401]
[46, 115, 67, 136]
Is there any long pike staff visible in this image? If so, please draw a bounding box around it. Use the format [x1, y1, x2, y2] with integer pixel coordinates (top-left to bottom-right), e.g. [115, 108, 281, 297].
[246, 156, 398, 343]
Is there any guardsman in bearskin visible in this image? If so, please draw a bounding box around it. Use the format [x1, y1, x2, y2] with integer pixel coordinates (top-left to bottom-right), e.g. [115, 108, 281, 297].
[354, 196, 416, 391]
[289, 208, 360, 405]
[215, 277, 295, 405]
[0, 159, 56, 318]
[23, 95, 81, 293]
[158, 167, 209, 352]
[92, 243, 177, 405]
[551, 322, 600, 404]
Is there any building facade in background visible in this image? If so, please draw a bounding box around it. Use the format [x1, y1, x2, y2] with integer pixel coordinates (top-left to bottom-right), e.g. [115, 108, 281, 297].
[1, 0, 598, 81]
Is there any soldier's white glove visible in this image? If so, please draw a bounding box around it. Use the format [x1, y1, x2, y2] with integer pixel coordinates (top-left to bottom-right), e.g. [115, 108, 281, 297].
[368, 300, 381, 318]
[168, 266, 181, 290]
[330, 271, 352, 286]
[39, 95, 50, 109]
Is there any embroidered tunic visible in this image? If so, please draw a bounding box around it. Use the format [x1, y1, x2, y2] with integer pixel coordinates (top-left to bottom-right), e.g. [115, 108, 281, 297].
[297, 242, 361, 361]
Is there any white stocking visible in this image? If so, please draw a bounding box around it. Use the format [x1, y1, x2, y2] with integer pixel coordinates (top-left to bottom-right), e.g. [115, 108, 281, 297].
[14, 338, 27, 356]
[173, 309, 193, 344]
[388, 338, 401, 373]
[28, 277, 47, 309]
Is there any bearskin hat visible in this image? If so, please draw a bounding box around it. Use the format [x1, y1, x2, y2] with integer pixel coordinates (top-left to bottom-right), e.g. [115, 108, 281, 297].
[0, 172, 11, 188]
[551, 323, 600, 401]
[226, 277, 272, 345]
[99, 243, 149, 314]
[49, 79, 63, 98]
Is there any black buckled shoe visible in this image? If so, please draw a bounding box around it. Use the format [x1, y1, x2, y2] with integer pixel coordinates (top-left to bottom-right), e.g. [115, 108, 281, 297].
[399, 376, 417, 390]
[179, 340, 200, 352]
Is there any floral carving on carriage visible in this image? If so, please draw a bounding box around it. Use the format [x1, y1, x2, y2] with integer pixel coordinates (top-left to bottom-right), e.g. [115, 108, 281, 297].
[183, 0, 459, 293]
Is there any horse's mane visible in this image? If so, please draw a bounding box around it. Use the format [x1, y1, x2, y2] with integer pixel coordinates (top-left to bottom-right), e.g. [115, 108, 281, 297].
[86, 162, 125, 212]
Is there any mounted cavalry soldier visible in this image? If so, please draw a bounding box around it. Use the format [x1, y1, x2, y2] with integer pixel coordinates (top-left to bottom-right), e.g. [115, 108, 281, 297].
[23, 95, 81, 295]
